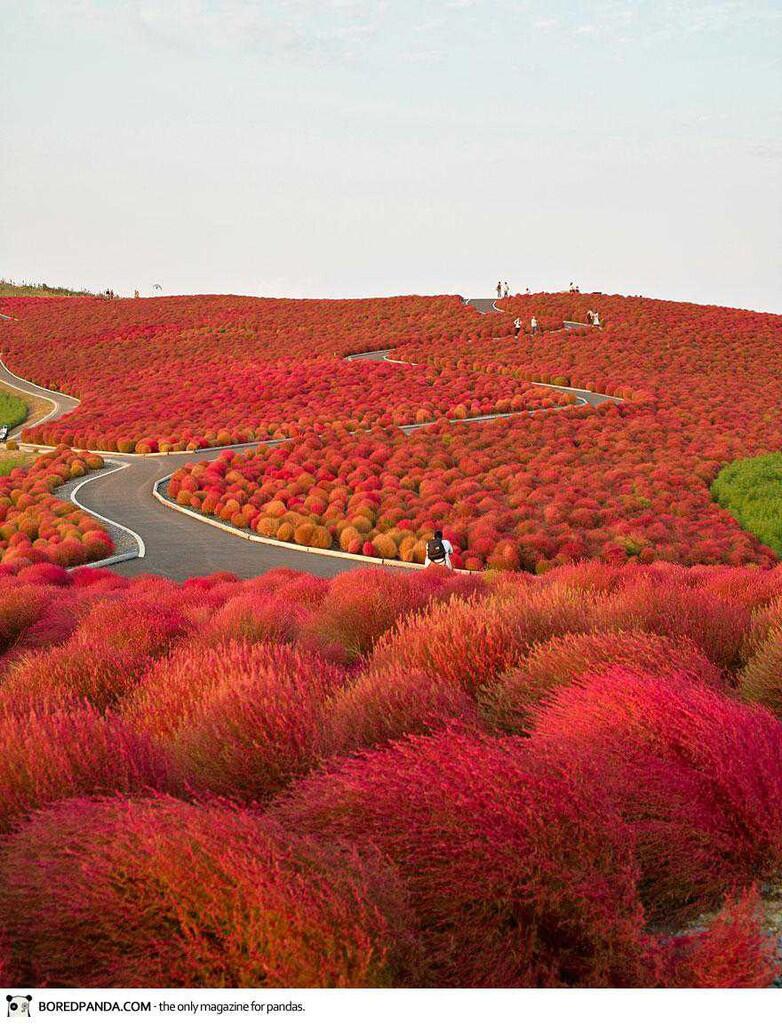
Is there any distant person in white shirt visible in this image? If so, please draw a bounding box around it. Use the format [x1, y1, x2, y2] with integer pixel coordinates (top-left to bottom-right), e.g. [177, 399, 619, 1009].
[530, 316, 539, 336]
[425, 530, 453, 569]
[513, 316, 522, 339]
[503, 281, 510, 298]
[592, 311, 601, 327]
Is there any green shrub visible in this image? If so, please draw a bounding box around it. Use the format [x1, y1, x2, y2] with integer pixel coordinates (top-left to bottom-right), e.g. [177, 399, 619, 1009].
[0, 390, 27, 431]
[712, 452, 782, 556]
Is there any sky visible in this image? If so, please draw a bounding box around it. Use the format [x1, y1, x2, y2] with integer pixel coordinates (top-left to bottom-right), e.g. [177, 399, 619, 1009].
[1, 0, 780, 311]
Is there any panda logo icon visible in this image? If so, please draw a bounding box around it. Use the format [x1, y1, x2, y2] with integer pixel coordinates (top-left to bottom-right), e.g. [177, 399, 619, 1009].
[6, 996, 32, 1018]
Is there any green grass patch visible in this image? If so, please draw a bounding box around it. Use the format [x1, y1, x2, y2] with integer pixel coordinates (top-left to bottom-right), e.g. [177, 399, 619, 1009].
[0, 455, 29, 477]
[0, 390, 28, 429]
[0, 277, 91, 297]
[712, 452, 782, 556]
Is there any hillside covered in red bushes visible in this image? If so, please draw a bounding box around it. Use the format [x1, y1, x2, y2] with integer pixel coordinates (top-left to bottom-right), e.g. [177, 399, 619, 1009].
[166, 292, 781, 571]
[3, 290, 781, 572]
[3, 294, 544, 450]
[0, 560, 780, 988]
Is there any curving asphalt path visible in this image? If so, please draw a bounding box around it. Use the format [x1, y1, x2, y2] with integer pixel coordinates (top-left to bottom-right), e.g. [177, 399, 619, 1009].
[0, 300, 620, 580]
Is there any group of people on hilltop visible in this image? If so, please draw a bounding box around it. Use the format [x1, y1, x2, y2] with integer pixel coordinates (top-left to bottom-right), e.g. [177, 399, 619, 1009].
[496, 281, 534, 299]
[500, 281, 585, 299]
[513, 315, 539, 339]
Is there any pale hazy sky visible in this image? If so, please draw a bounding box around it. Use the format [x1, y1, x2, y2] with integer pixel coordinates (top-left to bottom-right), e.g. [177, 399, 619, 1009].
[2, 1, 780, 310]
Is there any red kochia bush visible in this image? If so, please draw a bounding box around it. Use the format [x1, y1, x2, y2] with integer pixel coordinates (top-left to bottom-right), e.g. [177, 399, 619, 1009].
[69, 596, 190, 658]
[123, 641, 344, 802]
[0, 707, 178, 833]
[665, 889, 780, 988]
[365, 585, 612, 695]
[739, 626, 782, 716]
[324, 667, 481, 755]
[528, 671, 782, 924]
[0, 796, 422, 988]
[0, 583, 56, 653]
[481, 629, 724, 734]
[606, 579, 750, 671]
[304, 566, 488, 663]
[272, 728, 653, 987]
[0, 641, 152, 716]
[203, 590, 304, 646]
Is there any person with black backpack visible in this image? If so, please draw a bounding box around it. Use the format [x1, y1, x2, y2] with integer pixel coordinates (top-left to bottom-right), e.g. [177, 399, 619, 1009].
[425, 529, 454, 569]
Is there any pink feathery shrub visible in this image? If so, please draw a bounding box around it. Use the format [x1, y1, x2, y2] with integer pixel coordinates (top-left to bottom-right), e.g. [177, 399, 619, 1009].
[665, 889, 780, 988]
[124, 641, 344, 801]
[0, 707, 178, 833]
[0, 640, 152, 716]
[605, 580, 750, 671]
[0, 583, 60, 653]
[325, 667, 481, 755]
[0, 796, 423, 988]
[739, 626, 782, 715]
[202, 590, 303, 646]
[365, 585, 613, 694]
[528, 671, 782, 924]
[741, 594, 782, 659]
[16, 563, 72, 587]
[304, 569, 436, 662]
[305, 566, 489, 663]
[69, 596, 189, 658]
[273, 728, 654, 987]
[481, 630, 724, 734]
[699, 567, 782, 614]
[195, 573, 331, 645]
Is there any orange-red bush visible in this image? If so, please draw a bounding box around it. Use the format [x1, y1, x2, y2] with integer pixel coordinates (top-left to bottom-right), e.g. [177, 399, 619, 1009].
[123, 641, 343, 801]
[273, 729, 654, 987]
[0, 706, 178, 833]
[0, 796, 422, 987]
[528, 671, 782, 923]
[481, 630, 724, 734]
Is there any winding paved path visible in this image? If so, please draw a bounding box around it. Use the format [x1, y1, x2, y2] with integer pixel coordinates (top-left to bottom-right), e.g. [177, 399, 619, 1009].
[0, 300, 620, 580]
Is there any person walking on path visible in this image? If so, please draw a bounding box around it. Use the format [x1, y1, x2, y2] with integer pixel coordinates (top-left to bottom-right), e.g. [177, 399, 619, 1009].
[496, 281, 502, 299]
[513, 316, 522, 339]
[425, 529, 454, 569]
[503, 281, 510, 298]
[592, 311, 601, 327]
[530, 315, 539, 336]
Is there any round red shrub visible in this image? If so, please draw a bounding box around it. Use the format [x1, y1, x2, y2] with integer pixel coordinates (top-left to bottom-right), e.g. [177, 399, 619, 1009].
[605, 579, 750, 671]
[0, 706, 179, 833]
[0, 796, 422, 987]
[324, 667, 481, 754]
[528, 670, 782, 925]
[123, 641, 343, 802]
[0, 641, 152, 716]
[739, 626, 782, 716]
[273, 728, 653, 986]
[664, 888, 780, 988]
[366, 585, 613, 695]
[481, 629, 724, 734]
[69, 596, 189, 658]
